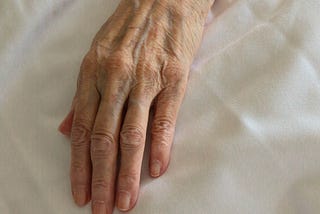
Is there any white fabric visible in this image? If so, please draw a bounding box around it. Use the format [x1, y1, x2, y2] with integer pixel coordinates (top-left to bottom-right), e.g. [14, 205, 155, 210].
[1, 0, 320, 213]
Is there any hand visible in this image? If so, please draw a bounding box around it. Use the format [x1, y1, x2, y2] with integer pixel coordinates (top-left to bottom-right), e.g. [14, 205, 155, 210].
[59, 0, 214, 213]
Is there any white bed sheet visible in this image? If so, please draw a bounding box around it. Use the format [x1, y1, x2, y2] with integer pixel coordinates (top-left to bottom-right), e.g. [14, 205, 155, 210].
[1, 0, 320, 213]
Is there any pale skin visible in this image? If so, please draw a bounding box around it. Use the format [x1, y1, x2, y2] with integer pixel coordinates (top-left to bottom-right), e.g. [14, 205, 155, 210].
[58, 0, 215, 213]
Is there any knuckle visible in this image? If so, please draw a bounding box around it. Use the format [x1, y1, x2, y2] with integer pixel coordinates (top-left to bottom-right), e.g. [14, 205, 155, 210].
[120, 125, 145, 150]
[94, 39, 112, 51]
[131, 83, 156, 101]
[70, 162, 88, 184]
[71, 120, 91, 150]
[92, 43, 108, 63]
[104, 50, 133, 75]
[151, 117, 175, 147]
[135, 62, 162, 95]
[92, 178, 109, 190]
[153, 117, 175, 132]
[163, 61, 186, 85]
[91, 131, 115, 159]
[151, 140, 170, 150]
[70, 162, 86, 175]
[118, 173, 139, 189]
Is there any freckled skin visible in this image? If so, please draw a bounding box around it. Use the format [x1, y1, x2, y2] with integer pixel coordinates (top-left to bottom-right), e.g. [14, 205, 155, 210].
[58, 0, 215, 213]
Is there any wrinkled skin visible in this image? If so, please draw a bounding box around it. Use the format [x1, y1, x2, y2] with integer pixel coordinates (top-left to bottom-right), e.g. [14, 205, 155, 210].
[58, 0, 214, 213]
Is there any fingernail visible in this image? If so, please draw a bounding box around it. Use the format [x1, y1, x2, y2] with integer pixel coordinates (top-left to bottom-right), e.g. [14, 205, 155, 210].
[151, 160, 161, 177]
[72, 188, 87, 206]
[117, 191, 131, 211]
[92, 201, 106, 214]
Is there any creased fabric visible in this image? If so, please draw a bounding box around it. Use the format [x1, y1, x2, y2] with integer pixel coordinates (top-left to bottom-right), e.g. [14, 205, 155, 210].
[0, 0, 320, 213]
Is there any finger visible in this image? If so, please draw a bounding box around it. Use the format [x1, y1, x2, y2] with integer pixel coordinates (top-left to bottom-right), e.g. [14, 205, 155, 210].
[70, 57, 99, 206]
[116, 90, 153, 212]
[91, 79, 130, 214]
[149, 83, 186, 178]
[71, 94, 99, 206]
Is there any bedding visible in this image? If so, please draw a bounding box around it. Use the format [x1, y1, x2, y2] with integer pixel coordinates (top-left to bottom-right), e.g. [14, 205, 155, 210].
[1, 0, 320, 213]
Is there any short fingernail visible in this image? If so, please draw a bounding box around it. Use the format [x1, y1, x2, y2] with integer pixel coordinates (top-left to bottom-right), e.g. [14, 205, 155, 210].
[117, 191, 131, 211]
[72, 188, 87, 206]
[92, 201, 106, 214]
[151, 160, 161, 177]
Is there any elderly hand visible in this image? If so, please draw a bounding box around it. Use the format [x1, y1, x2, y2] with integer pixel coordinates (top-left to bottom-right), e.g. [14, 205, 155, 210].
[58, 0, 214, 213]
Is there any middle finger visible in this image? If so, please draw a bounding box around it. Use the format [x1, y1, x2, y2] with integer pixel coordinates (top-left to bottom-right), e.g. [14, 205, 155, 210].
[90, 74, 130, 214]
[116, 87, 154, 212]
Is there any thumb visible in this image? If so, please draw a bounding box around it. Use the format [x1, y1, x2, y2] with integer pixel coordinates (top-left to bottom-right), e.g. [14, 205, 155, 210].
[58, 109, 74, 137]
[58, 96, 77, 137]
